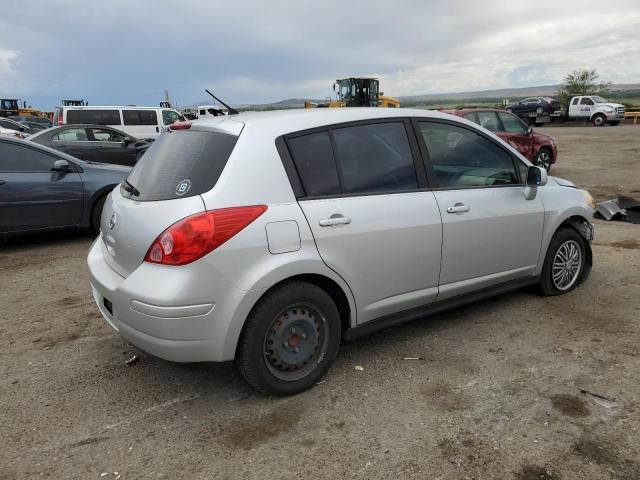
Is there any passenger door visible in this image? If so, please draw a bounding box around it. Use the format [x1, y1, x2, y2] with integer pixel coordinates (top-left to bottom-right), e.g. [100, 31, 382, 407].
[0, 141, 83, 233]
[287, 121, 443, 324]
[88, 127, 137, 166]
[415, 120, 544, 300]
[496, 111, 534, 160]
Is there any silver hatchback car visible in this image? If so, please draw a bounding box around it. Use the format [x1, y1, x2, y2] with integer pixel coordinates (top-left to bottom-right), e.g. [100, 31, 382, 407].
[88, 108, 594, 395]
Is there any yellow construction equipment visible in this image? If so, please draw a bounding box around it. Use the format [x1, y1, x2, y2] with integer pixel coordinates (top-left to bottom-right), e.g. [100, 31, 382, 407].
[304, 77, 400, 109]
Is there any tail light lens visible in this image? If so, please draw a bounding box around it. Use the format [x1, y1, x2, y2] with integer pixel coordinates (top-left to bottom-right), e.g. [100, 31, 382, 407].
[144, 205, 267, 266]
[57, 114, 64, 125]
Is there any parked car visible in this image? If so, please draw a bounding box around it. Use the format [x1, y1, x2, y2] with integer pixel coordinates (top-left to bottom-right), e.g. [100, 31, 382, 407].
[0, 117, 31, 136]
[506, 97, 559, 120]
[53, 105, 185, 139]
[0, 126, 27, 139]
[8, 115, 53, 127]
[441, 108, 557, 171]
[28, 124, 151, 166]
[88, 108, 594, 396]
[19, 121, 49, 134]
[0, 137, 129, 234]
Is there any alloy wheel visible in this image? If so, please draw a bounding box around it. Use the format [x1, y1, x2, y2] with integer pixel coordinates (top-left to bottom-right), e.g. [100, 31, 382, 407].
[552, 240, 582, 291]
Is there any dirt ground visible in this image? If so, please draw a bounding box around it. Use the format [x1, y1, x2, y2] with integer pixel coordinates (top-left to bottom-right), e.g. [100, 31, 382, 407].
[1, 124, 639, 480]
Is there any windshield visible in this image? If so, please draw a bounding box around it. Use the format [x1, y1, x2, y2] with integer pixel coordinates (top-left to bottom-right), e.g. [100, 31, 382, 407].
[591, 96, 608, 103]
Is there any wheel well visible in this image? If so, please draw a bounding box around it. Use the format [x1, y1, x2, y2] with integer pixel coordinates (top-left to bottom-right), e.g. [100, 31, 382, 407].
[256, 274, 352, 332]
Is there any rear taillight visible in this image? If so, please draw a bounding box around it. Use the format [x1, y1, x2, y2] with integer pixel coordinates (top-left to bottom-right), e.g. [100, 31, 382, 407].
[144, 205, 267, 266]
[57, 114, 64, 125]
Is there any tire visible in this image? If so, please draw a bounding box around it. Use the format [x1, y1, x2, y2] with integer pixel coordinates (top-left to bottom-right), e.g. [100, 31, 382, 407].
[608, 120, 620, 126]
[592, 114, 606, 127]
[506, 108, 512, 113]
[536, 107, 544, 115]
[90, 194, 107, 233]
[538, 228, 588, 296]
[236, 280, 341, 396]
[535, 147, 553, 172]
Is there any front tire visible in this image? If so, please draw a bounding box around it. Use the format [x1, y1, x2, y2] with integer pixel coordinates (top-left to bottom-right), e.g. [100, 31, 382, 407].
[592, 114, 606, 127]
[236, 281, 341, 396]
[538, 228, 587, 296]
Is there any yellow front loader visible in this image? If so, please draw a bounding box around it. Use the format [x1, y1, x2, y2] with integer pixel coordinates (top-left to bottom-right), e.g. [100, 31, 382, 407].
[304, 77, 400, 109]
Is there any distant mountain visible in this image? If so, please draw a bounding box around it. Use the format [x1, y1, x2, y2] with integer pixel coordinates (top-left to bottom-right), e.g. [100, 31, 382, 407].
[182, 83, 640, 111]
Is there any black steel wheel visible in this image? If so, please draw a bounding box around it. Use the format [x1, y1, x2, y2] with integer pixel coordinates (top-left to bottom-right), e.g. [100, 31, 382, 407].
[236, 280, 341, 395]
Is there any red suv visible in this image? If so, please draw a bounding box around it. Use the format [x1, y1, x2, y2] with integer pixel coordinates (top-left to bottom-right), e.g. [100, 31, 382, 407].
[440, 108, 557, 171]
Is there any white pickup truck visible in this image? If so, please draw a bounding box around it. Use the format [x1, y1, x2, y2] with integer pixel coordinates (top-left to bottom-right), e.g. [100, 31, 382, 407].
[553, 95, 626, 126]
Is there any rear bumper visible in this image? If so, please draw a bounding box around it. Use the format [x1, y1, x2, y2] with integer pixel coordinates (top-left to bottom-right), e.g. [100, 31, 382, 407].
[87, 238, 264, 362]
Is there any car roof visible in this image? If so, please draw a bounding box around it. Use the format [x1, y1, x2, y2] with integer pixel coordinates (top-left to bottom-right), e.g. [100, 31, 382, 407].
[190, 108, 462, 137]
[60, 105, 171, 110]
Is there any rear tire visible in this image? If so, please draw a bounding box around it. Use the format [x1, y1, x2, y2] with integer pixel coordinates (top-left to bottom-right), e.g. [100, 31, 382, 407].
[592, 114, 606, 127]
[538, 228, 587, 296]
[90, 194, 107, 233]
[236, 281, 341, 396]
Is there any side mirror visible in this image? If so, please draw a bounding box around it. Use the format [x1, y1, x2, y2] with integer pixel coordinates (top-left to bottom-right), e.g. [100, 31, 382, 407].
[526, 126, 533, 136]
[52, 159, 70, 172]
[526, 165, 547, 186]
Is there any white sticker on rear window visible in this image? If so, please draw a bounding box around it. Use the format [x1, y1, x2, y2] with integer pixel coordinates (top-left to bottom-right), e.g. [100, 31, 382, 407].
[175, 179, 192, 196]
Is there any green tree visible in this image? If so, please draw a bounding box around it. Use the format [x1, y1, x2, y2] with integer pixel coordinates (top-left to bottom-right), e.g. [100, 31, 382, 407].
[556, 69, 612, 107]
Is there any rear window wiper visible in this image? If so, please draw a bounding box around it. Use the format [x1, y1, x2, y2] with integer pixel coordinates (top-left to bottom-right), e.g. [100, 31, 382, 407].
[122, 179, 140, 197]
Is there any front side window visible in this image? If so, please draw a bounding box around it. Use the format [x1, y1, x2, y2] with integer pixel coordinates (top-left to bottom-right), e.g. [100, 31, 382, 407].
[0, 143, 60, 172]
[418, 122, 518, 188]
[162, 110, 180, 125]
[53, 128, 89, 141]
[498, 112, 527, 135]
[122, 110, 158, 126]
[476, 111, 500, 132]
[287, 131, 340, 197]
[332, 122, 417, 194]
[90, 128, 126, 142]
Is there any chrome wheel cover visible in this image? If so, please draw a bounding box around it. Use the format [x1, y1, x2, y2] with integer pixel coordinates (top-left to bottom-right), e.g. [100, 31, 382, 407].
[552, 240, 582, 291]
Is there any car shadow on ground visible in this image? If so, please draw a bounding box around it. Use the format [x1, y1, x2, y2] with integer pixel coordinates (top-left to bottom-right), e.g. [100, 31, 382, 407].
[0, 229, 96, 251]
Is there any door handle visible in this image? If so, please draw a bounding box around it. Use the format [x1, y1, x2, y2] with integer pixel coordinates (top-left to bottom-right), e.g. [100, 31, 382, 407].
[319, 215, 351, 227]
[447, 203, 470, 214]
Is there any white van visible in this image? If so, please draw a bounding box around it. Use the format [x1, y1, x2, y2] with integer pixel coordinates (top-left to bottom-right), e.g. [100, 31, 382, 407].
[53, 106, 185, 139]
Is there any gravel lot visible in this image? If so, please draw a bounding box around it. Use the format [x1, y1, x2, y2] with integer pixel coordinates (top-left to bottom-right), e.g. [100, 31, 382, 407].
[1, 125, 639, 480]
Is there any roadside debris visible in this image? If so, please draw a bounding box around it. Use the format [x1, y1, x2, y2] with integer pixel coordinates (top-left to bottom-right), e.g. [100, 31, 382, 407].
[354, 365, 364, 371]
[580, 389, 619, 409]
[125, 355, 140, 365]
[595, 195, 640, 223]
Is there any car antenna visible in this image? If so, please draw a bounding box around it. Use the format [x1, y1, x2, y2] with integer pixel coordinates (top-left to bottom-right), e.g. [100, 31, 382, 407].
[205, 89, 239, 115]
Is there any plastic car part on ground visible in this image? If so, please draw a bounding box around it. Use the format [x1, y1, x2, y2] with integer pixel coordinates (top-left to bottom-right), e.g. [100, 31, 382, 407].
[595, 195, 640, 224]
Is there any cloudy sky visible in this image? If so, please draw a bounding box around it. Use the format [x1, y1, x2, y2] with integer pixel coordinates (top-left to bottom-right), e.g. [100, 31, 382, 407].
[1, 0, 639, 110]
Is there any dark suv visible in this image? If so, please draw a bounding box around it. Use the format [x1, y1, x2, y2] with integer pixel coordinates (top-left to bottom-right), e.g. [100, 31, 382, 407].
[441, 108, 557, 171]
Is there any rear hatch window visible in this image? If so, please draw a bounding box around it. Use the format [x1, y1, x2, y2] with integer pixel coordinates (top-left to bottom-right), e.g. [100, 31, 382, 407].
[122, 130, 237, 201]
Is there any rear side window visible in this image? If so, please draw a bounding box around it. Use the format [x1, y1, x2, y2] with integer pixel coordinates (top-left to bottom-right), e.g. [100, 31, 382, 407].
[67, 109, 120, 125]
[332, 122, 417, 194]
[476, 111, 500, 132]
[287, 132, 340, 196]
[124, 130, 237, 201]
[123, 110, 158, 126]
